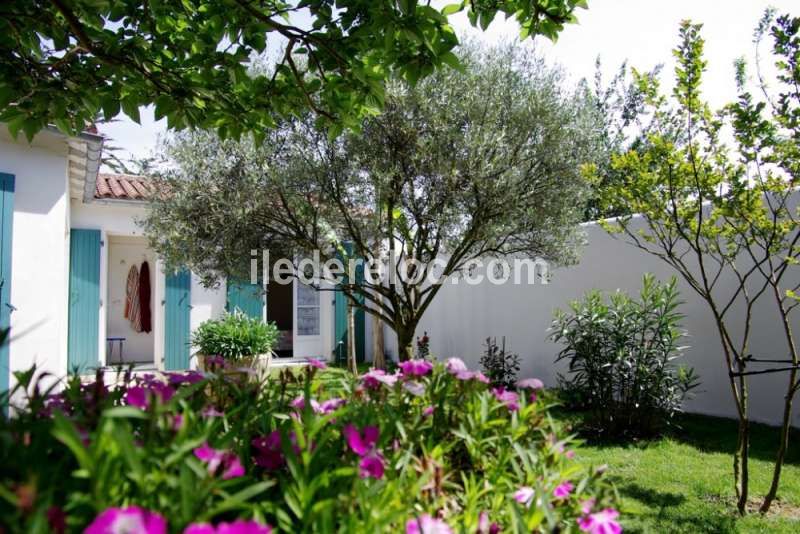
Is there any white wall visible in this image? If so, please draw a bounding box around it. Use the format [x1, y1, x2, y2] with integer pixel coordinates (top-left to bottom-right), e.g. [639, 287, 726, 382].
[189, 274, 228, 368]
[0, 134, 71, 388]
[384, 220, 800, 427]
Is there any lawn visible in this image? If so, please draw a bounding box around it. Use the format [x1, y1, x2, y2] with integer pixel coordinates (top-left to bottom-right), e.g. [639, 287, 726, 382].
[554, 411, 800, 533]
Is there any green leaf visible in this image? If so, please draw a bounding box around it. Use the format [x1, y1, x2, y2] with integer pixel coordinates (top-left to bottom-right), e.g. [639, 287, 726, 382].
[441, 3, 463, 16]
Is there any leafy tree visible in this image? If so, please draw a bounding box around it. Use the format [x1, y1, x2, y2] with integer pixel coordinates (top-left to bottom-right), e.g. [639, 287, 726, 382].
[590, 12, 800, 514]
[0, 0, 586, 141]
[143, 43, 600, 361]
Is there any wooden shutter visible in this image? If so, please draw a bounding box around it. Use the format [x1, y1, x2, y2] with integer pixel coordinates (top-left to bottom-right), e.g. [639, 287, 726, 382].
[67, 229, 101, 373]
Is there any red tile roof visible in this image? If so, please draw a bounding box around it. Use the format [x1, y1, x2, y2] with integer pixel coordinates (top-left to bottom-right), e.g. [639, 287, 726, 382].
[95, 173, 153, 201]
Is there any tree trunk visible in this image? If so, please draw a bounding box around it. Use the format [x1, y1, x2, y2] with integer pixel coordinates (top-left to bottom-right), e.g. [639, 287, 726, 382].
[347, 302, 357, 374]
[372, 314, 385, 369]
[735, 373, 750, 515]
[396, 327, 414, 362]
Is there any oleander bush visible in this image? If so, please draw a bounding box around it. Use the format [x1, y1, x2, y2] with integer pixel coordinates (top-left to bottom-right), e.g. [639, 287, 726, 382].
[0, 359, 620, 533]
[552, 274, 699, 439]
[192, 311, 279, 361]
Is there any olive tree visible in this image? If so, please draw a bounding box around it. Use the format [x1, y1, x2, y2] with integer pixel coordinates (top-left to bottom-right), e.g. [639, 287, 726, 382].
[143, 44, 601, 361]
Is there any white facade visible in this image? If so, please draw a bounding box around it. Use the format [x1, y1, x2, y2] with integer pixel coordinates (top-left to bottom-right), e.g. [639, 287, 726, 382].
[1, 129, 336, 393]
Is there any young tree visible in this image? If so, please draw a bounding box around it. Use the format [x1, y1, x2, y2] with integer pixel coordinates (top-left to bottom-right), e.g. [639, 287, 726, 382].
[0, 0, 586, 141]
[143, 44, 600, 361]
[591, 13, 799, 514]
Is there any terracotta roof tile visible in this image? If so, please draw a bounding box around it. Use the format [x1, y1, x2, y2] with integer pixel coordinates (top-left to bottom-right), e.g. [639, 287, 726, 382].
[95, 173, 153, 201]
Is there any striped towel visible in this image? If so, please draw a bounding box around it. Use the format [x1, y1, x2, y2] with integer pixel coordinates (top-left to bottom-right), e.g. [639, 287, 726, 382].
[125, 264, 142, 332]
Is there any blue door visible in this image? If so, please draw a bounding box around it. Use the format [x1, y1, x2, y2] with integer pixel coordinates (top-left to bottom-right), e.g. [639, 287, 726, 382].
[226, 280, 264, 320]
[333, 243, 365, 363]
[0, 173, 14, 393]
[67, 229, 101, 373]
[164, 269, 191, 370]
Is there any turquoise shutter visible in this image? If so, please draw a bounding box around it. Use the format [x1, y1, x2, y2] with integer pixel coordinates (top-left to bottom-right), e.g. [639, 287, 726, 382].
[333, 243, 365, 363]
[164, 269, 191, 370]
[67, 229, 101, 373]
[0, 173, 14, 393]
[226, 280, 264, 320]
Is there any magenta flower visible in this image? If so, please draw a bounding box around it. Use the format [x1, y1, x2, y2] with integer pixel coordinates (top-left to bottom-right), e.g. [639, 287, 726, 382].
[85, 506, 167, 534]
[491, 387, 520, 411]
[319, 398, 346, 414]
[405, 514, 453, 534]
[125, 382, 174, 409]
[359, 452, 387, 479]
[124, 386, 149, 409]
[477, 512, 500, 534]
[473, 372, 490, 384]
[343, 424, 385, 479]
[423, 405, 435, 417]
[577, 508, 622, 534]
[399, 359, 433, 377]
[343, 424, 379, 456]
[307, 358, 327, 369]
[184, 520, 273, 534]
[403, 381, 426, 396]
[514, 486, 535, 508]
[580, 498, 596, 515]
[202, 406, 224, 418]
[290, 396, 321, 413]
[361, 369, 400, 389]
[516, 378, 544, 390]
[252, 431, 285, 470]
[167, 371, 205, 386]
[445, 358, 468, 374]
[553, 481, 574, 500]
[194, 442, 245, 479]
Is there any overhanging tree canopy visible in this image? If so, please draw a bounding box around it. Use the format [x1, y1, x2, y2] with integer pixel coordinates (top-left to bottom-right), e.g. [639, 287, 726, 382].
[0, 0, 586, 140]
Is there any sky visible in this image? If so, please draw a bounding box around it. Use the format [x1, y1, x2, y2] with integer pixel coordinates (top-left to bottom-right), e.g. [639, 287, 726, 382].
[98, 0, 799, 168]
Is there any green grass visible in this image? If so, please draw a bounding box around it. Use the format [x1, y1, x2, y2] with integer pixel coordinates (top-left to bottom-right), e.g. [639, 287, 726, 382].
[553, 412, 800, 533]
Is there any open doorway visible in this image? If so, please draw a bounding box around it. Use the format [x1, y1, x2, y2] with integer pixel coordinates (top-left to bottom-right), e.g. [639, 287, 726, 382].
[106, 236, 155, 367]
[267, 279, 293, 358]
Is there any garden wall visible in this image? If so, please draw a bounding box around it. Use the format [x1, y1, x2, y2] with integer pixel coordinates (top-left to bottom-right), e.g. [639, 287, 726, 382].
[383, 217, 800, 428]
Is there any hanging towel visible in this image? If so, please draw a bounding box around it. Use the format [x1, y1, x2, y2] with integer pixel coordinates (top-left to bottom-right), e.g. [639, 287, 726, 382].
[138, 261, 152, 333]
[124, 264, 140, 320]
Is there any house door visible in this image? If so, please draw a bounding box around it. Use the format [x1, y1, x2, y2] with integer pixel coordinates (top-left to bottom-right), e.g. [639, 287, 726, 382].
[164, 269, 191, 370]
[0, 173, 14, 393]
[67, 229, 102, 373]
[227, 280, 264, 320]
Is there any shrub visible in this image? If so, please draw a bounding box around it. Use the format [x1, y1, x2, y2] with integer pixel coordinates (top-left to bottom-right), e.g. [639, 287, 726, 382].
[480, 336, 521, 388]
[192, 311, 279, 360]
[0, 359, 619, 533]
[551, 274, 699, 439]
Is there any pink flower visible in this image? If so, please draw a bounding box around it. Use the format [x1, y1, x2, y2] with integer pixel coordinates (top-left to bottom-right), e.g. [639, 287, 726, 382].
[343, 424, 379, 456]
[86, 506, 167, 534]
[172, 414, 185, 431]
[361, 369, 400, 389]
[553, 481, 574, 500]
[405, 514, 453, 534]
[319, 398, 346, 414]
[473, 372, 490, 384]
[252, 431, 286, 470]
[194, 443, 245, 479]
[125, 382, 174, 409]
[307, 358, 327, 369]
[514, 487, 535, 508]
[577, 508, 622, 534]
[580, 499, 596, 515]
[517, 378, 544, 390]
[445, 358, 468, 374]
[359, 452, 386, 479]
[423, 405, 435, 417]
[167, 371, 205, 386]
[202, 406, 224, 418]
[125, 386, 149, 409]
[398, 359, 433, 377]
[184, 521, 273, 534]
[491, 387, 519, 411]
[566, 450, 576, 460]
[477, 512, 500, 534]
[403, 381, 426, 396]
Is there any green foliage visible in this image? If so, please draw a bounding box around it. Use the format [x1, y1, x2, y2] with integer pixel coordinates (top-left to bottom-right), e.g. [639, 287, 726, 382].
[552, 274, 699, 439]
[480, 337, 522, 389]
[0, 361, 617, 532]
[143, 42, 601, 358]
[192, 311, 278, 359]
[0, 0, 587, 141]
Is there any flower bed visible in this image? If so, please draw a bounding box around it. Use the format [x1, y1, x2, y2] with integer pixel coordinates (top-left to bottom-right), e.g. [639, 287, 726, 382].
[0, 359, 620, 533]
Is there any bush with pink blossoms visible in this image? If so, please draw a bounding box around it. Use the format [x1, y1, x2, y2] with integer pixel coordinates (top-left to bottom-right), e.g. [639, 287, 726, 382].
[0, 359, 618, 532]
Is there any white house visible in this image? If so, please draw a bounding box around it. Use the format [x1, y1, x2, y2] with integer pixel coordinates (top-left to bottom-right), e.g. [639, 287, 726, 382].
[0, 126, 363, 393]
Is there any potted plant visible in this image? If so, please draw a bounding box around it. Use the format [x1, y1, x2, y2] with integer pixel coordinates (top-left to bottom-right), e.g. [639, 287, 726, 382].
[192, 311, 279, 373]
